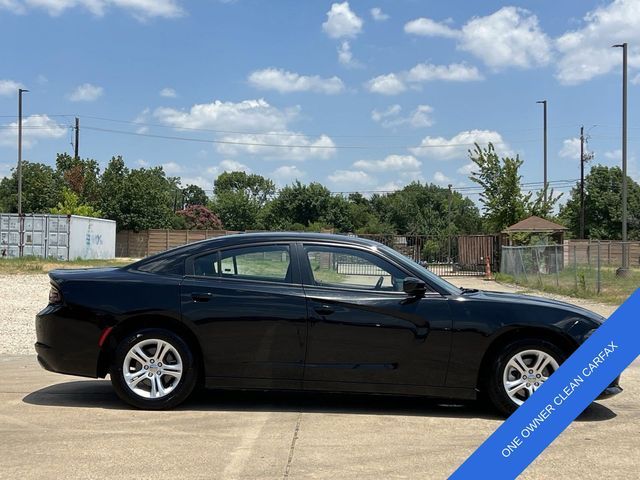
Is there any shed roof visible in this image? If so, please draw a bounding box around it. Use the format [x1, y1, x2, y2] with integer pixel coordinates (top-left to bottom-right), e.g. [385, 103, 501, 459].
[502, 215, 568, 233]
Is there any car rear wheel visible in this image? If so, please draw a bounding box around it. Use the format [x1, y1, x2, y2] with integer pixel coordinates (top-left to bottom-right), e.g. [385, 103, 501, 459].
[487, 339, 565, 416]
[110, 328, 197, 410]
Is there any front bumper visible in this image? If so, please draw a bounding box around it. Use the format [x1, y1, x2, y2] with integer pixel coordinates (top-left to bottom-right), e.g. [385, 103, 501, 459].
[597, 375, 623, 400]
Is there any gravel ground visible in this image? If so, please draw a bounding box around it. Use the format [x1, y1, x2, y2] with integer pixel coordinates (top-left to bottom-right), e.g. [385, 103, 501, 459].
[0, 274, 49, 355]
[0, 273, 621, 355]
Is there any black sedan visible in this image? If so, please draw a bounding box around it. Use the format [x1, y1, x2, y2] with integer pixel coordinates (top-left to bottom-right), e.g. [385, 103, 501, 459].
[35, 232, 621, 414]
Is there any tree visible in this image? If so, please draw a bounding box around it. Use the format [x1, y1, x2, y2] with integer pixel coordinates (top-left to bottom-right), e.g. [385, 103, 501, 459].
[369, 182, 482, 235]
[213, 171, 275, 207]
[55, 153, 101, 204]
[559, 165, 640, 239]
[98, 156, 177, 231]
[177, 205, 224, 230]
[0, 161, 63, 213]
[50, 188, 103, 217]
[262, 181, 333, 229]
[182, 184, 209, 207]
[212, 172, 275, 230]
[468, 143, 560, 233]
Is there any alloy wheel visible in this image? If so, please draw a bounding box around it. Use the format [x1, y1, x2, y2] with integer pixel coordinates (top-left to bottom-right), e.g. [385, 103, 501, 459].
[502, 349, 559, 406]
[122, 338, 183, 399]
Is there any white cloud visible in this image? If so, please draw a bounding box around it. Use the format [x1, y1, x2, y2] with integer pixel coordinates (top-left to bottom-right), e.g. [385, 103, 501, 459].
[328, 169, 373, 185]
[0, 114, 66, 148]
[155, 98, 295, 132]
[159, 87, 177, 98]
[559, 138, 581, 159]
[604, 149, 621, 160]
[410, 129, 510, 160]
[0, 79, 24, 96]
[632, 73, 640, 85]
[136, 159, 149, 167]
[354, 155, 422, 172]
[371, 105, 434, 129]
[404, 18, 458, 38]
[433, 171, 452, 185]
[366, 73, 407, 95]
[555, 0, 640, 85]
[457, 162, 478, 175]
[202, 160, 251, 187]
[0, 0, 183, 19]
[371, 104, 401, 123]
[68, 83, 103, 102]
[216, 132, 336, 162]
[162, 161, 182, 175]
[366, 62, 482, 95]
[155, 98, 336, 162]
[406, 62, 483, 82]
[459, 7, 551, 70]
[180, 175, 213, 191]
[404, 8, 551, 71]
[271, 165, 305, 184]
[322, 2, 363, 39]
[248, 68, 345, 94]
[219, 159, 249, 172]
[337, 41, 360, 68]
[370, 7, 388, 22]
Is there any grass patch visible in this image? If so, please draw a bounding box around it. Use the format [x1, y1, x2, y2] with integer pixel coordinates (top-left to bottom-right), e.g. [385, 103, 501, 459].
[0, 256, 133, 275]
[496, 266, 640, 306]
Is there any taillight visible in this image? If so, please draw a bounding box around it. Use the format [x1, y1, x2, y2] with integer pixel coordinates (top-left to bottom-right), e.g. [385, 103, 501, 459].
[49, 285, 62, 305]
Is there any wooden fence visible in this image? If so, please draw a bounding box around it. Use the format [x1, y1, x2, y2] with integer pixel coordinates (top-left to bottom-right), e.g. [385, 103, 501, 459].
[116, 229, 240, 258]
[563, 240, 640, 268]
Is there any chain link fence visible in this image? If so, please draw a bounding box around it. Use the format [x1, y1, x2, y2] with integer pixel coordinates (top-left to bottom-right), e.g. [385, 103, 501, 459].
[500, 242, 640, 303]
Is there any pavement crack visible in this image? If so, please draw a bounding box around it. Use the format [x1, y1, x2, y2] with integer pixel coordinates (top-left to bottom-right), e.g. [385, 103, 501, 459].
[283, 412, 302, 479]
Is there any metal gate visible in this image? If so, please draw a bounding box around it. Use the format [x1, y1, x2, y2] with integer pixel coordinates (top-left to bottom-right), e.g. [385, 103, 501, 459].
[358, 234, 499, 277]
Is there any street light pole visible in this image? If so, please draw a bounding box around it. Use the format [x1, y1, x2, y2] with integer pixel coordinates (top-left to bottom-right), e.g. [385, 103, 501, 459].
[17, 88, 29, 216]
[613, 43, 629, 275]
[536, 100, 548, 203]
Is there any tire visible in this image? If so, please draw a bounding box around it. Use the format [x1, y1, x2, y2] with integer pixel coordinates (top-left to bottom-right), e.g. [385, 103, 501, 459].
[486, 339, 565, 416]
[110, 328, 198, 410]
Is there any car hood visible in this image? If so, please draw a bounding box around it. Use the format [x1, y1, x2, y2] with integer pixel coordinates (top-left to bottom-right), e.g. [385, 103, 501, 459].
[466, 290, 605, 323]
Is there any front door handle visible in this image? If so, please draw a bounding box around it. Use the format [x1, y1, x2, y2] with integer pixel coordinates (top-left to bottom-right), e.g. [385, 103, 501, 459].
[191, 292, 212, 302]
[314, 304, 335, 316]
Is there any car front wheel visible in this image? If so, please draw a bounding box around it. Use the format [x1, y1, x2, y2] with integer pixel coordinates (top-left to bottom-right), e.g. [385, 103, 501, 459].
[110, 328, 197, 410]
[487, 339, 565, 416]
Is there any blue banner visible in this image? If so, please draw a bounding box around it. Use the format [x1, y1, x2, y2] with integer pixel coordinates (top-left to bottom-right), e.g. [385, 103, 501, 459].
[450, 289, 640, 480]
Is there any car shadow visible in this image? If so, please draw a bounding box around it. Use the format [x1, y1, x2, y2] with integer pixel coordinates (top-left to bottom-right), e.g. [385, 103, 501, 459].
[22, 380, 617, 422]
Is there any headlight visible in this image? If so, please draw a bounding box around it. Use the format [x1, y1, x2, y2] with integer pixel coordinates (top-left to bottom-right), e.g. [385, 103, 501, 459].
[48, 285, 62, 305]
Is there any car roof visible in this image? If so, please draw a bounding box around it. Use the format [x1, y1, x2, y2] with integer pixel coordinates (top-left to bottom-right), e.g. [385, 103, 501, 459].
[204, 231, 380, 247]
[128, 232, 385, 271]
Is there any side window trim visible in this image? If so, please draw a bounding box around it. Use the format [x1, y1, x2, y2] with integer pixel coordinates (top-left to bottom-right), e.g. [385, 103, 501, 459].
[185, 242, 301, 286]
[300, 242, 418, 294]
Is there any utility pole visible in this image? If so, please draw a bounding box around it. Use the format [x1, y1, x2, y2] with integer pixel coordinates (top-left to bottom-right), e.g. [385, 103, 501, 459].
[17, 88, 29, 216]
[537, 100, 548, 202]
[74, 117, 80, 159]
[580, 126, 585, 239]
[448, 184, 453, 263]
[613, 43, 629, 275]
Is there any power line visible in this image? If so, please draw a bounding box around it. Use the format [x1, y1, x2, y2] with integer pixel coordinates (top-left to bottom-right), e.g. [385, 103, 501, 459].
[81, 124, 542, 150]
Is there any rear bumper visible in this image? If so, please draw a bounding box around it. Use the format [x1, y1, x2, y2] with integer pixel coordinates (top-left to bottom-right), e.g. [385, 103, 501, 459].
[597, 376, 623, 400]
[35, 305, 102, 378]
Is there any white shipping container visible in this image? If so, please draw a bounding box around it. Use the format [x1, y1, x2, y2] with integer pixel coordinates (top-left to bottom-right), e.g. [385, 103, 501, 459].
[0, 214, 116, 260]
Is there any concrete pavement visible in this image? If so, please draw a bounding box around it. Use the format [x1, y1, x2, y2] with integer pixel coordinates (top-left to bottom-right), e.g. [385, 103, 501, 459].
[0, 355, 638, 479]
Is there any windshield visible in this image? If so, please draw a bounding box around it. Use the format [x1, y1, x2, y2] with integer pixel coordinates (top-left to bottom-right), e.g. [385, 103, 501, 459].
[377, 244, 462, 295]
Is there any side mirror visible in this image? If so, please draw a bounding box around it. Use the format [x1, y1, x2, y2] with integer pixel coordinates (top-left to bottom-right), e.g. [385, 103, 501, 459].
[403, 277, 427, 297]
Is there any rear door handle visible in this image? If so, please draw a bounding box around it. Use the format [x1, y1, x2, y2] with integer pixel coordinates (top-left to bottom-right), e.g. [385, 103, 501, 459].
[314, 305, 335, 315]
[191, 292, 212, 302]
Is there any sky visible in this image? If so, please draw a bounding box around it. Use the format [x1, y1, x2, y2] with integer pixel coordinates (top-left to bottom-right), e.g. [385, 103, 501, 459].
[1, 0, 639, 204]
